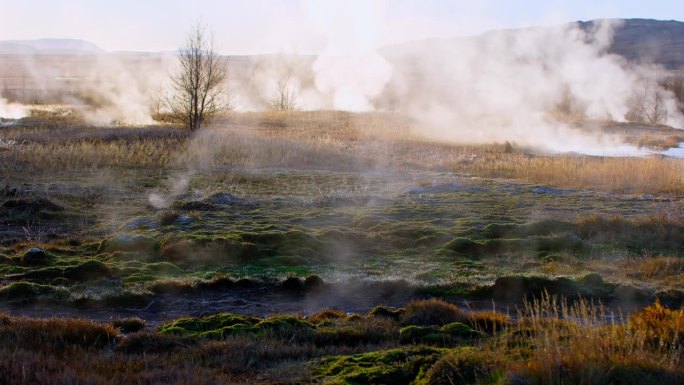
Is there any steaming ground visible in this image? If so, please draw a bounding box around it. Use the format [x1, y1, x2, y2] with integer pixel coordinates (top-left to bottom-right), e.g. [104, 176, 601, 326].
[2, 20, 683, 155]
[2, 111, 684, 324]
[1, 166, 677, 323]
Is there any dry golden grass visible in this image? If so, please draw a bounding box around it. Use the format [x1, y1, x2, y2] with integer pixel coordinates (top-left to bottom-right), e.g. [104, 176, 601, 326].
[0, 298, 681, 384]
[238, 111, 684, 195]
[635, 134, 684, 150]
[486, 296, 684, 384]
[456, 153, 684, 194]
[3, 110, 684, 196]
[628, 257, 684, 280]
[401, 298, 469, 326]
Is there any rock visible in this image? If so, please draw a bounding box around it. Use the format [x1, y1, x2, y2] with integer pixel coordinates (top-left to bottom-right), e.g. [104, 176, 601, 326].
[530, 186, 572, 195]
[21, 248, 52, 266]
[122, 217, 158, 230]
[174, 201, 217, 211]
[442, 237, 485, 257]
[174, 215, 194, 226]
[304, 274, 325, 291]
[282, 276, 304, 292]
[1, 198, 63, 214]
[206, 192, 241, 205]
[507, 373, 532, 385]
[490, 276, 578, 301]
[656, 289, 684, 307]
[102, 234, 158, 254]
[578, 272, 604, 286]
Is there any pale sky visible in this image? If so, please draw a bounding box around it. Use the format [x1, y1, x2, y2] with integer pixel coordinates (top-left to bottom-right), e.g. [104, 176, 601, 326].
[0, 0, 682, 54]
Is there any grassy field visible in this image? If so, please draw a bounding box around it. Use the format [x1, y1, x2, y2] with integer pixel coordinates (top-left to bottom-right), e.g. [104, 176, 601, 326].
[1, 109, 683, 383]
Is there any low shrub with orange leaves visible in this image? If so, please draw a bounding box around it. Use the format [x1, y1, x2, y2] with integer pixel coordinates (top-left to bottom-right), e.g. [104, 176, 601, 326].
[629, 300, 684, 350]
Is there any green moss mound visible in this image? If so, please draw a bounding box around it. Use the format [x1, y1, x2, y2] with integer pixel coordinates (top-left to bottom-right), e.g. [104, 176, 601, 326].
[0, 282, 68, 302]
[145, 262, 183, 275]
[256, 315, 315, 341]
[399, 323, 480, 344]
[63, 260, 112, 282]
[474, 274, 617, 301]
[159, 313, 260, 337]
[399, 325, 443, 344]
[159, 313, 315, 341]
[314, 347, 445, 385]
[369, 306, 404, 320]
[419, 348, 502, 385]
[441, 238, 484, 258]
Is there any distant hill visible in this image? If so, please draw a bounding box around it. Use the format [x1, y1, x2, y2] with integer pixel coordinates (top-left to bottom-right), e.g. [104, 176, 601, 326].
[1, 19, 682, 67]
[0, 39, 104, 55]
[581, 19, 684, 69]
[383, 18, 684, 70]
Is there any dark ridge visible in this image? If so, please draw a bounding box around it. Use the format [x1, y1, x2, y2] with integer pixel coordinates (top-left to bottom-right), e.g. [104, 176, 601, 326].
[579, 18, 684, 69]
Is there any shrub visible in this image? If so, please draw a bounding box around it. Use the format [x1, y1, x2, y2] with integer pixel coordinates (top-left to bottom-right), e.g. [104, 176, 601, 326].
[629, 300, 684, 350]
[309, 309, 346, 324]
[401, 299, 468, 326]
[281, 275, 304, 292]
[111, 317, 147, 333]
[0, 315, 118, 351]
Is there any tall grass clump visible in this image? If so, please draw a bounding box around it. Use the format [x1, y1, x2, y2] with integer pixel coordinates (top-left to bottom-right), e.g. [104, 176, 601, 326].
[490, 294, 684, 384]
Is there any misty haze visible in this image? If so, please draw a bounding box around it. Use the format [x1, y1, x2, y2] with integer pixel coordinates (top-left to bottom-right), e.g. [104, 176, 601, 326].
[0, 1, 683, 384]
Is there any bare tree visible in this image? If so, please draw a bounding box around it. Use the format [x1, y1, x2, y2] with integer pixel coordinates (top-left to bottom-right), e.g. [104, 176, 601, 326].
[628, 78, 667, 125]
[662, 75, 684, 114]
[270, 74, 298, 111]
[168, 22, 228, 130]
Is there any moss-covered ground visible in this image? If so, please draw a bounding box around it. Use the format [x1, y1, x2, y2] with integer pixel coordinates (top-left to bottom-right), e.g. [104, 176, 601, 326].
[0, 298, 681, 384]
[1, 111, 683, 383]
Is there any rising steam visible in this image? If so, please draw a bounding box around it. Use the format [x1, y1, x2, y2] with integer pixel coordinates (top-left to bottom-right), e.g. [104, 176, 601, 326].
[2, 53, 173, 125]
[0, 96, 27, 119]
[313, 51, 392, 111]
[378, 19, 684, 153]
[232, 13, 683, 155]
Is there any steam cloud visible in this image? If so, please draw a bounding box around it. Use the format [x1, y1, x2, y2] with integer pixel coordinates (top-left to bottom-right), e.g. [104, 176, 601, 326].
[313, 51, 392, 111]
[303, 0, 393, 112]
[378, 19, 684, 153]
[0, 96, 27, 119]
[73, 54, 171, 125]
[1, 53, 173, 125]
[6, 11, 681, 157]
[231, 14, 683, 155]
